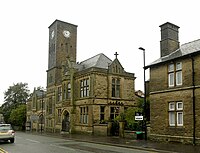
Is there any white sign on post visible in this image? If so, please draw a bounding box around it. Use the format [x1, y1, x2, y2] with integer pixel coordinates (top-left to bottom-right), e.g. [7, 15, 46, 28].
[135, 112, 143, 121]
[135, 116, 143, 121]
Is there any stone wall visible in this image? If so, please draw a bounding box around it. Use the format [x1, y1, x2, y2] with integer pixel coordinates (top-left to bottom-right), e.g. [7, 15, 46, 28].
[93, 124, 107, 136]
[94, 74, 108, 98]
[149, 55, 200, 144]
[150, 90, 193, 135]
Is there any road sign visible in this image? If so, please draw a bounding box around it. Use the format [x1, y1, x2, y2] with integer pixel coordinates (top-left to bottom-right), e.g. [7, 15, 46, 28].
[135, 116, 143, 121]
[135, 112, 143, 121]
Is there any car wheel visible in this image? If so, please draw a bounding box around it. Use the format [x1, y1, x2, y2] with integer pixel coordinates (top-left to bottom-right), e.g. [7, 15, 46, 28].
[10, 138, 15, 143]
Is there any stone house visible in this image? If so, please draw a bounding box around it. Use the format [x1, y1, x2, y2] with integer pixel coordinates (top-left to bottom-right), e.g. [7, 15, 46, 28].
[147, 22, 200, 144]
[26, 20, 137, 136]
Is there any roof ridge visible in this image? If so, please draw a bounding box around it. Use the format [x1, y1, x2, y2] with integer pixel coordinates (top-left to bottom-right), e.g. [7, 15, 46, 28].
[77, 53, 113, 71]
[96, 53, 103, 66]
[80, 53, 103, 64]
[181, 39, 200, 46]
[160, 48, 180, 60]
[147, 39, 200, 68]
[160, 39, 200, 59]
[96, 53, 112, 67]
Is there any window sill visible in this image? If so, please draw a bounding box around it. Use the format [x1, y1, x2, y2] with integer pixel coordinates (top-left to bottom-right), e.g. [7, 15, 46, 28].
[77, 123, 89, 126]
[168, 126, 184, 129]
[168, 85, 183, 88]
[111, 97, 121, 100]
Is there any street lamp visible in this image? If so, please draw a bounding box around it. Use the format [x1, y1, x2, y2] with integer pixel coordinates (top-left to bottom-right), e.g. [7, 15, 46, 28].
[40, 89, 45, 134]
[139, 47, 147, 141]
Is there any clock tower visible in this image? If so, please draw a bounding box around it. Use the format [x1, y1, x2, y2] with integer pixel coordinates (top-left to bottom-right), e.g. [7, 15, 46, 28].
[47, 20, 78, 87]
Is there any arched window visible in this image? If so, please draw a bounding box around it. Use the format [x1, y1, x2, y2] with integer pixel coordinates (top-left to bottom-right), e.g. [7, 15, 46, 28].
[67, 83, 71, 99]
[112, 78, 120, 98]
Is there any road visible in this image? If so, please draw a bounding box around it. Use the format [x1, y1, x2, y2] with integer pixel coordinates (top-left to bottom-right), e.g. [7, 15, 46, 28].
[0, 132, 157, 153]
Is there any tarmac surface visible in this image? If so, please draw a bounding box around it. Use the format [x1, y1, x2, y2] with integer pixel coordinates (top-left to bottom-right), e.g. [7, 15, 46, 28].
[37, 132, 200, 153]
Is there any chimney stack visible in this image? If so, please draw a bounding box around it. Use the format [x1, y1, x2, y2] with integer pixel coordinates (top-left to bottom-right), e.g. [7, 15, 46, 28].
[160, 22, 180, 57]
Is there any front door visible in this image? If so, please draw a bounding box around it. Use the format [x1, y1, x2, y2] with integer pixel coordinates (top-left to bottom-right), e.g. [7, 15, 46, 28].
[111, 121, 119, 136]
[62, 111, 70, 132]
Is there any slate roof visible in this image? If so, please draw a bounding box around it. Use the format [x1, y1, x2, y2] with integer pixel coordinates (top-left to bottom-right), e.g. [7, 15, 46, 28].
[76, 53, 112, 71]
[148, 39, 200, 67]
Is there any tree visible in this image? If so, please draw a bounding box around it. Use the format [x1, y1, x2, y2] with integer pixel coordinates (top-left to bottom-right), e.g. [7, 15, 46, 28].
[1, 82, 30, 123]
[124, 97, 150, 131]
[124, 107, 143, 131]
[138, 97, 150, 122]
[9, 104, 26, 130]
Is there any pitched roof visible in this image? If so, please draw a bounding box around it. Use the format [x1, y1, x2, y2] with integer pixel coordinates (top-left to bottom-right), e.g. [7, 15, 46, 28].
[77, 53, 112, 71]
[148, 39, 200, 67]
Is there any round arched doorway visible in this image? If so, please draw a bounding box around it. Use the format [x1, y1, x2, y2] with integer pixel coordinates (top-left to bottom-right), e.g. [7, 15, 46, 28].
[61, 110, 70, 132]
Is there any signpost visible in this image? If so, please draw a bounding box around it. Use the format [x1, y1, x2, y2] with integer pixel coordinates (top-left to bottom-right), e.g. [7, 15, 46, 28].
[135, 112, 143, 121]
[135, 112, 144, 140]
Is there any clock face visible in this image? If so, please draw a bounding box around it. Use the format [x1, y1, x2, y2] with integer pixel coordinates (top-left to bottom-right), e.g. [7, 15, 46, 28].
[51, 30, 54, 39]
[63, 30, 70, 38]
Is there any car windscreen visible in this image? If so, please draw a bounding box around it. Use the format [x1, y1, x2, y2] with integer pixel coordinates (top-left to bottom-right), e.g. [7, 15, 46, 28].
[0, 125, 12, 131]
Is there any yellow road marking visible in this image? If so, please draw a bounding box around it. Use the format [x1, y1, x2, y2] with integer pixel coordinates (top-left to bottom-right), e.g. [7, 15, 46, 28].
[0, 147, 8, 153]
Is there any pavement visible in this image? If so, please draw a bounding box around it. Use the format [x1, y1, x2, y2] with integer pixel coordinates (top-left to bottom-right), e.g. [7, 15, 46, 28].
[29, 132, 200, 153]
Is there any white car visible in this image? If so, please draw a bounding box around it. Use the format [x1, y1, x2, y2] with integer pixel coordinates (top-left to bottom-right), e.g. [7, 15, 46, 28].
[0, 124, 15, 143]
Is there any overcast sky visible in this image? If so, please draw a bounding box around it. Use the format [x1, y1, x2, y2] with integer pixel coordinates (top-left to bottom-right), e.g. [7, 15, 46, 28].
[0, 0, 200, 104]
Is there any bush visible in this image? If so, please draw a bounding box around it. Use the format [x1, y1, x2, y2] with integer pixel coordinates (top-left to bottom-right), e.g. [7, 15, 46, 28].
[124, 107, 143, 131]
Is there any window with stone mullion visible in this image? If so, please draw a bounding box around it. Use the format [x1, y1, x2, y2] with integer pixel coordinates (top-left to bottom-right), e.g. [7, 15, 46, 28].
[176, 62, 182, 86]
[83, 80, 87, 97]
[169, 111, 175, 126]
[168, 101, 183, 126]
[86, 79, 89, 96]
[116, 79, 120, 97]
[100, 106, 105, 122]
[63, 84, 66, 100]
[168, 64, 174, 87]
[80, 107, 88, 124]
[168, 62, 182, 87]
[58, 86, 62, 102]
[80, 79, 89, 97]
[48, 98, 52, 115]
[80, 81, 84, 97]
[67, 83, 71, 99]
[110, 107, 120, 120]
[112, 78, 120, 98]
[57, 109, 61, 123]
[112, 79, 116, 97]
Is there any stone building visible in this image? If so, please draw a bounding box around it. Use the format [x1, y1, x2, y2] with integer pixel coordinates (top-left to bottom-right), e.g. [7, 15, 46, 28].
[147, 22, 200, 144]
[26, 20, 137, 136]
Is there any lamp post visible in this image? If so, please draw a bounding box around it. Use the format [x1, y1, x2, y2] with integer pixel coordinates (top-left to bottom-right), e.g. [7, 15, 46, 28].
[40, 89, 45, 134]
[139, 47, 147, 141]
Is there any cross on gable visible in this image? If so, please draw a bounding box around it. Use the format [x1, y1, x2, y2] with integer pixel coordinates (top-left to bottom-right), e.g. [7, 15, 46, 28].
[114, 52, 119, 58]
